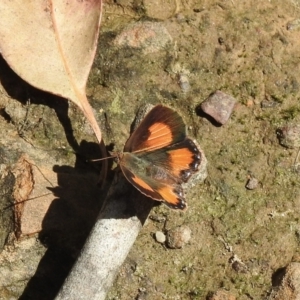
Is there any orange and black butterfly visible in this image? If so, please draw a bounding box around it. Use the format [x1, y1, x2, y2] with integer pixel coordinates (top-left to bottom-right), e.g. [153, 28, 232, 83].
[117, 105, 201, 210]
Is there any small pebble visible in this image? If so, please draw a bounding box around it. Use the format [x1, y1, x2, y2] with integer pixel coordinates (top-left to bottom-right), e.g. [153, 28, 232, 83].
[149, 214, 166, 223]
[193, 8, 204, 13]
[166, 225, 191, 249]
[200, 90, 237, 125]
[231, 260, 248, 273]
[136, 288, 147, 300]
[246, 177, 259, 190]
[218, 37, 224, 44]
[287, 19, 300, 30]
[261, 100, 279, 108]
[176, 13, 185, 22]
[178, 73, 190, 93]
[246, 99, 254, 107]
[229, 255, 246, 271]
[155, 231, 166, 244]
[277, 124, 300, 148]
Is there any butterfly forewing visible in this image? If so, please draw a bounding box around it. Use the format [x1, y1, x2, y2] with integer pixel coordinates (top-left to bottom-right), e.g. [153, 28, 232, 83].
[124, 105, 186, 153]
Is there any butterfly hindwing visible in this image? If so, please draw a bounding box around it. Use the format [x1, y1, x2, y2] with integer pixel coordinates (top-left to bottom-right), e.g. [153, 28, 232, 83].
[120, 162, 187, 210]
[135, 138, 201, 182]
[124, 105, 186, 153]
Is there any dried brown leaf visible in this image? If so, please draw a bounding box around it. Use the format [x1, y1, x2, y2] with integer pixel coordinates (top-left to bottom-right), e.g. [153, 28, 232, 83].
[0, 0, 103, 142]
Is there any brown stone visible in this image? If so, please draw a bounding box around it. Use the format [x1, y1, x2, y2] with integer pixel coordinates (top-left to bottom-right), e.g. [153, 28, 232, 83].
[200, 90, 237, 125]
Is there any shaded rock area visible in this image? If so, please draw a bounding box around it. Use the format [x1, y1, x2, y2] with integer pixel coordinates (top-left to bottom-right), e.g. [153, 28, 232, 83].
[0, 60, 106, 299]
[269, 262, 300, 300]
[1, 0, 300, 299]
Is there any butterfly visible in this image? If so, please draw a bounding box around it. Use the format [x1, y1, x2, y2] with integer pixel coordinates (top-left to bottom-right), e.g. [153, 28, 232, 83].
[117, 105, 201, 210]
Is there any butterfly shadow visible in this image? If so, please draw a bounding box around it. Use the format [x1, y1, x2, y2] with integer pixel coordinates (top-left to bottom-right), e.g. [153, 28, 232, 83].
[18, 148, 154, 300]
[0, 55, 154, 299]
[16, 140, 107, 299]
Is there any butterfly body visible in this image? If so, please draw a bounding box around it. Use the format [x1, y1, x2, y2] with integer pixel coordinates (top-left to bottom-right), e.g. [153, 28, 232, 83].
[118, 105, 201, 210]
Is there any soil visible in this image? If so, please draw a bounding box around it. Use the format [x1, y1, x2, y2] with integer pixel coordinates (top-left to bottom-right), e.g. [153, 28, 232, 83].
[1, 0, 300, 299]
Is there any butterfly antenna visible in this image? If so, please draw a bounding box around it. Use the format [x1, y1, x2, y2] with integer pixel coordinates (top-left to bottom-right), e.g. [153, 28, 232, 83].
[88, 154, 117, 163]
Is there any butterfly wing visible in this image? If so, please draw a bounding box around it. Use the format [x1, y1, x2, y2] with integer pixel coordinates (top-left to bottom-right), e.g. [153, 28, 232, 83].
[120, 158, 187, 210]
[138, 137, 201, 183]
[124, 105, 186, 153]
[120, 105, 201, 210]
